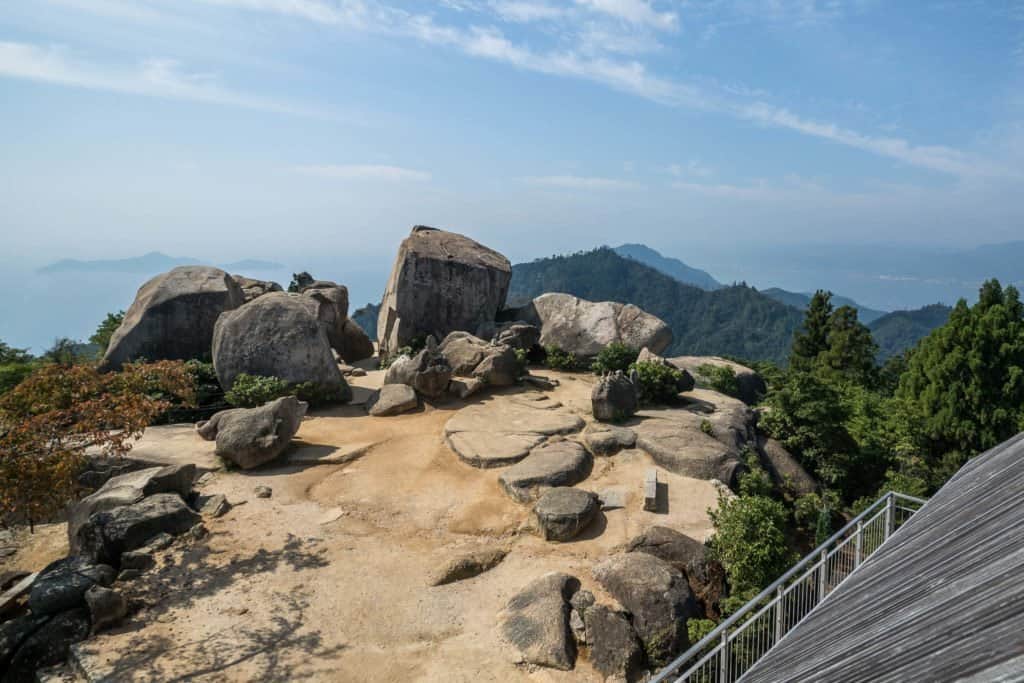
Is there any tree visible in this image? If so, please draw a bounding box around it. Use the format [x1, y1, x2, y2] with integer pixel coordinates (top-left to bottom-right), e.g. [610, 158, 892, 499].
[818, 306, 877, 386]
[897, 279, 1024, 462]
[287, 271, 314, 293]
[0, 341, 32, 365]
[42, 337, 85, 367]
[708, 493, 793, 593]
[89, 311, 125, 355]
[790, 290, 833, 371]
[0, 361, 195, 528]
[0, 341, 35, 396]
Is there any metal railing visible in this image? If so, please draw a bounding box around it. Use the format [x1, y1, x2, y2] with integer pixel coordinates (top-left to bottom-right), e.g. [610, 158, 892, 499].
[650, 491, 927, 683]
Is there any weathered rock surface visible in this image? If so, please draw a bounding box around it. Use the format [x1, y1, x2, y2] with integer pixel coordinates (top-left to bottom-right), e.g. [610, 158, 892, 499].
[336, 319, 375, 363]
[0, 613, 49, 674]
[101, 266, 244, 370]
[758, 435, 817, 497]
[28, 557, 115, 616]
[77, 493, 200, 566]
[498, 441, 592, 503]
[593, 552, 700, 667]
[591, 371, 639, 422]
[493, 322, 540, 352]
[626, 526, 727, 614]
[67, 464, 196, 552]
[232, 275, 282, 303]
[581, 424, 637, 456]
[516, 293, 672, 358]
[196, 396, 307, 469]
[499, 573, 579, 671]
[378, 226, 512, 357]
[444, 396, 584, 468]
[212, 292, 349, 395]
[4, 608, 90, 683]
[439, 332, 518, 386]
[84, 585, 128, 632]
[586, 604, 643, 679]
[368, 384, 418, 417]
[384, 345, 453, 398]
[533, 488, 598, 541]
[298, 282, 371, 362]
[196, 493, 231, 518]
[448, 377, 484, 399]
[429, 549, 507, 586]
[631, 389, 756, 486]
[668, 356, 766, 405]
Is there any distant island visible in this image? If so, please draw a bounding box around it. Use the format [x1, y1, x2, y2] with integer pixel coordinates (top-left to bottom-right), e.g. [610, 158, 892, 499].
[38, 251, 285, 274]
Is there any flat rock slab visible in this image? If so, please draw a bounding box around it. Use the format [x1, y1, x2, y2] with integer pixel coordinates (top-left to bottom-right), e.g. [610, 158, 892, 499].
[582, 423, 637, 456]
[498, 441, 592, 503]
[444, 396, 584, 468]
[533, 488, 599, 541]
[87, 424, 221, 472]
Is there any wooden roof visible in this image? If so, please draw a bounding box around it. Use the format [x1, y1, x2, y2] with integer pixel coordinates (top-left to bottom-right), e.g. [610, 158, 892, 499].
[742, 431, 1024, 682]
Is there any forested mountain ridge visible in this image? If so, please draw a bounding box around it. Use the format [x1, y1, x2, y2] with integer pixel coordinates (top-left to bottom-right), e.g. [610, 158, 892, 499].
[763, 288, 887, 324]
[869, 304, 953, 360]
[509, 248, 804, 364]
[612, 243, 722, 291]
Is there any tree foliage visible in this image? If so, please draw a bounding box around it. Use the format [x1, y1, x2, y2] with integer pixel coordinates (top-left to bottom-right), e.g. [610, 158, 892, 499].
[590, 342, 637, 374]
[89, 311, 125, 355]
[708, 493, 793, 594]
[0, 361, 195, 528]
[630, 360, 685, 405]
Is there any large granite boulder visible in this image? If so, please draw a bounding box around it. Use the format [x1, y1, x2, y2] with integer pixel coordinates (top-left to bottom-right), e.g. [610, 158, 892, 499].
[28, 556, 115, 616]
[212, 292, 349, 395]
[591, 371, 638, 422]
[232, 275, 282, 303]
[668, 356, 766, 405]
[586, 604, 644, 679]
[384, 342, 453, 398]
[499, 573, 579, 671]
[196, 396, 308, 469]
[515, 292, 672, 358]
[498, 441, 592, 503]
[533, 488, 599, 541]
[593, 552, 700, 667]
[76, 493, 200, 566]
[377, 226, 512, 357]
[3, 608, 91, 682]
[626, 526, 727, 615]
[758, 434, 818, 497]
[101, 266, 244, 370]
[337, 319, 375, 363]
[67, 464, 195, 552]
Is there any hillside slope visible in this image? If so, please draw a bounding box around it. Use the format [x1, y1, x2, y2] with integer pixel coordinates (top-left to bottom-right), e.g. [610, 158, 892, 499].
[613, 243, 722, 290]
[869, 304, 952, 360]
[510, 248, 803, 364]
[762, 288, 887, 324]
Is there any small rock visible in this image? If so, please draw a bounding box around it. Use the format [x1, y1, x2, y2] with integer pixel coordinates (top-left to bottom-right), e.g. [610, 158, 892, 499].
[570, 608, 587, 644]
[189, 523, 209, 540]
[143, 533, 174, 551]
[84, 586, 127, 632]
[532, 488, 599, 542]
[448, 377, 484, 399]
[429, 549, 507, 586]
[570, 589, 595, 613]
[197, 493, 231, 518]
[368, 384, 418, 417]
[254, 486, 272, 499]
[591, 371, 638, 422]
[521, 375, 559, 390]
[195, 472, 215, 487]
[349, 368, 367, 377]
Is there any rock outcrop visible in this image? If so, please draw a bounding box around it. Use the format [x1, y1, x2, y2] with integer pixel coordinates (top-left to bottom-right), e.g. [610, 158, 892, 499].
[212, 292, 349, 396]
[377, 226, 512, 357]
[101, 266, 244, 370]
[196, 396, 308, 469]
[439, 332, 518, 387]
[586, 604, 643, 680]
[668, 356, 766, 405]
[593, 552, 700, 667]
[384, 342, 453, 398]
[499, 573, 579, 671]
[758, 435, 818, 497]
[515, 292, 672, 358]
[429, 549, 507, 586]
[232, 275, 282, 303]
[76, 493, 200, 566]
[581, 423, 637, 456]
[28, 556, 115, 617]
[591, 371, 639, 422]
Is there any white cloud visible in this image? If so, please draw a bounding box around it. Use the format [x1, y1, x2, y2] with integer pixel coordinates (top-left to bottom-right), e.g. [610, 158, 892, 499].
[525, 175, 641, 189]
[490, 1, 566, 22]
[292, 164, 431, 182]
[0, 41, 321, 116]
[574, 0, 677, 30]
[669, 160, 714, 178]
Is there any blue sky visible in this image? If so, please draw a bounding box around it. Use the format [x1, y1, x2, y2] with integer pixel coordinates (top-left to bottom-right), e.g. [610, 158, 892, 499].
[2, 0, 1024, 277]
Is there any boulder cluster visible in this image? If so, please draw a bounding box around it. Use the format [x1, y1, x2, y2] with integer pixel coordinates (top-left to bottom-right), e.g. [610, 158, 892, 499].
[2, 465, 224, 679]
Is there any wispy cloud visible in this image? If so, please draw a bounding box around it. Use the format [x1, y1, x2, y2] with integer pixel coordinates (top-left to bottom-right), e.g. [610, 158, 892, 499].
[0, 41, 323, 117]
[525, 175, 641, 189]
[574, 0, 677, 30]
[292, 164, 432, 182]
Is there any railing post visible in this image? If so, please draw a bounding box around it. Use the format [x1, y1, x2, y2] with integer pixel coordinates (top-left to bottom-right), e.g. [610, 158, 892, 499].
[719, 631, 728, 683]
[817, 549, 827, 600]
[774, 587, 784, 643]
[854, 520, 863, 568]
[884, 493, 895, 540]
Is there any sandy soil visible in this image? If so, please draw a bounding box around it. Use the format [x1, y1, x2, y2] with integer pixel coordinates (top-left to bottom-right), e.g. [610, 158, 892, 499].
[10, 369, 720, 682]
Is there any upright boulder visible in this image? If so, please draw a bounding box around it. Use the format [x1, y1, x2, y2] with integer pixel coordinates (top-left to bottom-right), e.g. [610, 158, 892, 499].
[196, 396, 308, 469]
[232, 275, 282, 303]
[101, 266, 244, 370]
[499, 573, 579, 671]
[377, 226, 512, 357]
[212, 292, 348, 395]
[518, 293, 672, 358]
[591, 371, 639, 422]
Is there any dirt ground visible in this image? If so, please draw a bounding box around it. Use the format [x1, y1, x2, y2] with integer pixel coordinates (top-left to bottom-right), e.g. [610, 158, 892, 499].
[7, 369, 720, 682]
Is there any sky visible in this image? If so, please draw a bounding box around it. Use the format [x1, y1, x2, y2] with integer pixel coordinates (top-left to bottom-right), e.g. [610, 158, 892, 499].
[2, 1, 1024, 349]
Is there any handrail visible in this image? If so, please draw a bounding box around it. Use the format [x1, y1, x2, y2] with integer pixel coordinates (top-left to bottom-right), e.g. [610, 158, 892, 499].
[650, 490, 928, 683]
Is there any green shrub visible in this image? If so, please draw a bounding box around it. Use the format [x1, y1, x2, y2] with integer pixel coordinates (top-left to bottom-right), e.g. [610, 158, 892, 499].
[687, 618, 717, 647]
[590, 342, 637, 374]
[698, 363, 741, 398]
[153, 360, 227, 424]
[514, 347, 529, 375]
[224, 373, 290, 408]
[700, 419, 713, 436]
[544, 345, 580, 371]
[291, 381, 350, 407]
[708, 492, 794, 593]
[629, 360, 684, 405]
[0, 362, 35, 396]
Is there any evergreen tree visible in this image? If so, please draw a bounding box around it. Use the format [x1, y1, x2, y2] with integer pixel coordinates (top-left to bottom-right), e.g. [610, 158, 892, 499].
[819, 305, 878, 386]
[790, 290, 833, 370]
[89, 311, 125, 355]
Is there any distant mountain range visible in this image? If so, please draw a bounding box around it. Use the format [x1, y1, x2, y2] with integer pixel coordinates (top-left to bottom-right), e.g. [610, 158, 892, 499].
[612, 243, 722, 291]
[511, 248, 804, 364]
[762, 288, 888, 324]
[37, 252, 284, 274]
[869, 304, 953, 360]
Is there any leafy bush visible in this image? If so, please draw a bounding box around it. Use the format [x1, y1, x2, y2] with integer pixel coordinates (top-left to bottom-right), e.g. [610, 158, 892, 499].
[698, 363, 740, 398]
[708, 492, 794, 593]
[687, 618, 717, 645]
[291, 381, 350, 407]
[700, 419, 713, 436]
[154, 361, 226, 424]
[89, 311, 124, 356]
[590, 342, 637, 374]
[0, 361, 194, 528]
[514, 347, 529, 375]
[629, 360, 684, 405]
[544, 345, 581, 371]
[224, 373, 290, 408]
[0, 363, 35, 396]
